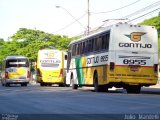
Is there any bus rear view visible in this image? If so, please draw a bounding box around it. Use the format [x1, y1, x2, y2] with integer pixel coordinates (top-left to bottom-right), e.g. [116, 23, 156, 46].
[1, 56, 30, 87]
[109, 23, 158, 93]
[36, 49, 67, 86]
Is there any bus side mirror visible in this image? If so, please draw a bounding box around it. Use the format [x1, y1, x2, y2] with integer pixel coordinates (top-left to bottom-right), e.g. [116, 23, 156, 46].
[65, 55, 67, 60]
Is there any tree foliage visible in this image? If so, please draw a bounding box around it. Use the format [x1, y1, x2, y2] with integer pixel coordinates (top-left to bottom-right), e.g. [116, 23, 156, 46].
[0, 28, 74, 62]
[140, 15, 160, 56]
[140, 15, 160, 37]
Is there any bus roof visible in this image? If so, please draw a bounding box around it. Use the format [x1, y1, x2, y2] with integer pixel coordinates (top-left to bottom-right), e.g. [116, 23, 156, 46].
[69, 23, 156, 46]
[38, 49, 66, 53]
[5, 56, 28, 60]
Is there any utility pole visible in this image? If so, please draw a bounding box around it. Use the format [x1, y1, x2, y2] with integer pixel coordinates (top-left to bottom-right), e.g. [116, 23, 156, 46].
[87, 0, 90, 35]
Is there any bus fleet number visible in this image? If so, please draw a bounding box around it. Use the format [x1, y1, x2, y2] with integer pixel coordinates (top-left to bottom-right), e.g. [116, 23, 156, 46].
[123, 59, 146, 65]
[101, 55, 108, 62]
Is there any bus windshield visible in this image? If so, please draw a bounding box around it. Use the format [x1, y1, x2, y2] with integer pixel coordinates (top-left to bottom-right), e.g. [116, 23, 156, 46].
[6, 59, 29, 68]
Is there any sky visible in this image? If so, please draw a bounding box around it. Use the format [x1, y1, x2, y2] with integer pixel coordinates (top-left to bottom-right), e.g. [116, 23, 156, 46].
[0, 0, 159, 40]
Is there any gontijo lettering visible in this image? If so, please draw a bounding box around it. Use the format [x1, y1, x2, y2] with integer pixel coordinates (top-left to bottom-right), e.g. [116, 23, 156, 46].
[119, 43, 152, 48]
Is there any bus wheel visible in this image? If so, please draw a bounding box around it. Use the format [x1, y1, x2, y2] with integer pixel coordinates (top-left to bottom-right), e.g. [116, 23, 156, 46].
[72, 84, 78, 89]
[21, 83, 27, 87]
[59, 83, 65, 87]
[126, 85, 141, 94]
[94, 73, 107, 92]
[40, 83, 46, 86]
[70, 74, 78, 89]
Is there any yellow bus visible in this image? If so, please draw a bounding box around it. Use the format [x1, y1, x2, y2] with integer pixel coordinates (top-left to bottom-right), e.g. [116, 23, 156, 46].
[36, 49, 67, 86]
[66, 23, 158, 93]
[1, 56, 30, 87]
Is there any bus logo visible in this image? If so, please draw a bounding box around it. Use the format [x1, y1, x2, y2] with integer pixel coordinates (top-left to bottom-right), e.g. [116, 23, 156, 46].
[125, 32, 146, 42]
[48, 52, 54, 57]
[44, 52, 54, 58]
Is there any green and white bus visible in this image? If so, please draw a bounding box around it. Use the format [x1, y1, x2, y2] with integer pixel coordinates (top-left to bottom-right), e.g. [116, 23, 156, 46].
[66, 23, 158, 93]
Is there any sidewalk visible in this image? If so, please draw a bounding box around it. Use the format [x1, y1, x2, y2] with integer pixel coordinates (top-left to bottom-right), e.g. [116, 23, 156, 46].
[149, 80, 160, 88]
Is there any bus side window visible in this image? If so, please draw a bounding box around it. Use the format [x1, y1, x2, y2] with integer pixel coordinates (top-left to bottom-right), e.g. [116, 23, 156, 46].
[102, 35, 105, 50]
[91, 39, 94, 52]
[87, 40, 90, 52]
[88, 39, 93, 52]
[82, 42, 85, 54]
[94, 36, 102, 51]
[79, 42, 82, 54]
[85, 40, 88, 53]
[77, 43, 82, 55]
[105, 33, 110, 51]
[75, 44, 79, 56]
[98, 36, 102, 51]
[93, 38, 98, 51]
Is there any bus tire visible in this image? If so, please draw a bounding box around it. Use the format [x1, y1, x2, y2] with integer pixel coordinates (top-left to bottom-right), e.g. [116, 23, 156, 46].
[59, 83, 65, 87]
[40, 83, 46, 86]
[126, 85, 141, 94]
[72, 84, 78, 89]
[65, 84, 70, 87]
[94, 73, 99, 92]
[21, 83, 27, 87]
[70, 73, 78, 89]
[94, 72, 107, 92]
[47, 83, 52, 86]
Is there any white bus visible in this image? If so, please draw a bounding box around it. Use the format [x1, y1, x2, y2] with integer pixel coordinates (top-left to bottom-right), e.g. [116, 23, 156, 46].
[1, 56, 30, 87]
[66, 23, 158, 93]
[36, 49, 67, 86]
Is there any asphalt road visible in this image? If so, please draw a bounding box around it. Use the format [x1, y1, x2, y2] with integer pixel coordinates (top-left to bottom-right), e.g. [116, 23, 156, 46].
[0, 83, 160, 120]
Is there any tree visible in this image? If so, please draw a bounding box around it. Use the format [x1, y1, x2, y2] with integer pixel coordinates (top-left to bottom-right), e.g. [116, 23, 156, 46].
[0, 28, 73, 62]
[140, 15, 160, 57]
[140, 16, 160, 36]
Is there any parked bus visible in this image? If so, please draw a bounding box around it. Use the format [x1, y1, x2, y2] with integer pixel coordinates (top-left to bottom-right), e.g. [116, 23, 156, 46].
[36, 49, 67, 86]
[1, 56, 30, 87]
[66, 23, 158, 93]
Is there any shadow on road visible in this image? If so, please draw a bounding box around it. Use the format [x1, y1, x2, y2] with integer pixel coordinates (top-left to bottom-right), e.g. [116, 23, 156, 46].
[140, 87, 160, 95]
[78, 86, 160, 95]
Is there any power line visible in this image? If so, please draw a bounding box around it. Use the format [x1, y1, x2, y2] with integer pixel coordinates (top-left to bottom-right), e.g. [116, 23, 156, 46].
[56, 6, 87, 30]
[122, 1, 160, 19]
[99, 1, 160, 28]
[54, 0, 160, 37]
[127, 7, 160, 22]
[53, 13, 87, 34]
[78, 4, 160, 37]
[91, 0, 141, 14]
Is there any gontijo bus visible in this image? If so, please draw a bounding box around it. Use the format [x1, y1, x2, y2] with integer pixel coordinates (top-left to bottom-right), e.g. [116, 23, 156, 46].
[66, 23, 158, 93]
[1, 56, 30, 87]
[36, 49, 67, 86]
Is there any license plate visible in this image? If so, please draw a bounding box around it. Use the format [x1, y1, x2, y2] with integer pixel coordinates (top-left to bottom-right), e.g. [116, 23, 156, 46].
[129, 65, 140, 72]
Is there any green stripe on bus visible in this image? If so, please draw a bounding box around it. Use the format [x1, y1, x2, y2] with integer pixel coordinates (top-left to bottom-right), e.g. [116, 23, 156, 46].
[75, 57, 85, 84]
